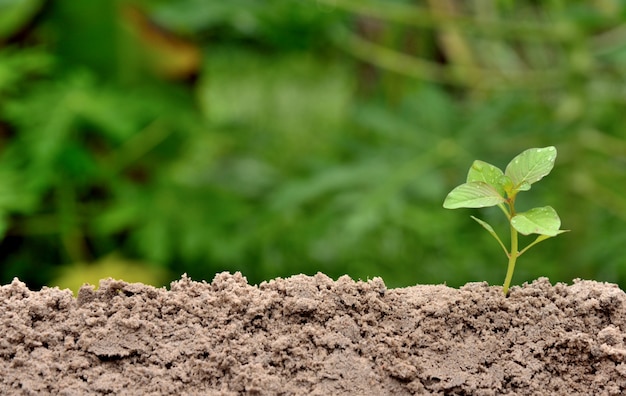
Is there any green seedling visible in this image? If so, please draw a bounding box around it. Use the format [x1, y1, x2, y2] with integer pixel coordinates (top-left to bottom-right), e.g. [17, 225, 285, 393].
[443, 146, 568, 295]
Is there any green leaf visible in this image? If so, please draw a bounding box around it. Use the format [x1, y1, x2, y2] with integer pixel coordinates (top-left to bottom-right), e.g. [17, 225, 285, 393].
[443, 181, 505, 209]
[504, 146, 557, 189]
[467, 160, 505, 196]
[511, 206, 567, 236]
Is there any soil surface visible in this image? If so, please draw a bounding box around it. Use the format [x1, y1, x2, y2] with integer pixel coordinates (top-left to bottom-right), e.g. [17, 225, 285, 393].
[1, 273, 626, 395]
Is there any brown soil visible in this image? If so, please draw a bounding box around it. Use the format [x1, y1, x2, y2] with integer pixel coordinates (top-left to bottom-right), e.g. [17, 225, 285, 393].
[1, 272, 626, 395]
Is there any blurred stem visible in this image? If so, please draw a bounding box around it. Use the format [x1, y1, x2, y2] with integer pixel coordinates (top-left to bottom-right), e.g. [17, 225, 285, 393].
[10, 214, 67, 235]
[473, 0, 525, 75]
[426, 0, 477, 75]
[331, 25, 566, 90]
[109, 117, 171, 173]
[593, 24, 626, 57]
[318, 0, 572, 41]
[572, 171, 626, 222]
[580, 129, 626, 157]
[57, 183, 90, 263]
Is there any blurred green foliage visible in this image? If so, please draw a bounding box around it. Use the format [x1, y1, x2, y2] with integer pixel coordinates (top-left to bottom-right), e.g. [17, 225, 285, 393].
[0, 0, 625, 291]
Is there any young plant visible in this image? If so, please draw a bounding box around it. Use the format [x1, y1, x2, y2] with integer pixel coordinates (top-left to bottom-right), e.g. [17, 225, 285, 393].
[443, 146, 568, 295]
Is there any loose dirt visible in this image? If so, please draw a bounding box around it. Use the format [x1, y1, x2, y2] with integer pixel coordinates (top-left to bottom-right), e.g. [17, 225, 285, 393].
[1, 272, 625, 395]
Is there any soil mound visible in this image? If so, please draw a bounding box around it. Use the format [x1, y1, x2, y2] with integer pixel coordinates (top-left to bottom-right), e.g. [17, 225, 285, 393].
[1, 273, 625, 395]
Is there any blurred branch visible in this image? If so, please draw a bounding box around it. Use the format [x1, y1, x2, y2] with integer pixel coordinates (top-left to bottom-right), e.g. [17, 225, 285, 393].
[571, 171, 626, 222]
[57, 183, 91, 263]
[426, 0, 478, 82]
[107, 117, 171, 174]
[592, 24, 626, 57]
[317, 0, 575, 41]
[330, 25, 567, 90]
[9, 214, 64, 235]
[578, 129, 626, 158]
[567, 129, 626, 221]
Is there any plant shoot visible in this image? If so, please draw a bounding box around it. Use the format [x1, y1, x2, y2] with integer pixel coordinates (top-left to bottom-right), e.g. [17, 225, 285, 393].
[443, 146, 568, 295]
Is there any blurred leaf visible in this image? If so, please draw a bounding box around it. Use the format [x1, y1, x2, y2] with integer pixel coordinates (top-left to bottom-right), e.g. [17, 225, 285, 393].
[0, 0, 625, 292]
[197, 49, 352, 166]
[150, 0, 263, 34]
[271, 161, 387, 210]
[0, 0, 44, 40]
[0, 49, 53, 95]
[120, 5, 201, 80]
[0, 166, 37, 214]
[48, 0, 119, 75]
[150, 0, 340, 49]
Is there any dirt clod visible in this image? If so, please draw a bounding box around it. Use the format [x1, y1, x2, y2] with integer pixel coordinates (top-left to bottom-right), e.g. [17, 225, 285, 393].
[1, 273, 625, 395]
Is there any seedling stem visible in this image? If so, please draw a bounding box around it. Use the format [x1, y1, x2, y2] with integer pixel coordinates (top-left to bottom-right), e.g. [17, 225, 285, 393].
[443, 147, 568, 295]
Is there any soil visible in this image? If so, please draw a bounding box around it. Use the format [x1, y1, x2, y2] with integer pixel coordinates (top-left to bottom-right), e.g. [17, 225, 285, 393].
[1, 272, 626, 395]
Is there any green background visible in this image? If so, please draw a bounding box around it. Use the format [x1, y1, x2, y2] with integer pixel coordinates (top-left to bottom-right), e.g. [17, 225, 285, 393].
[1, 0, 625, 291]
